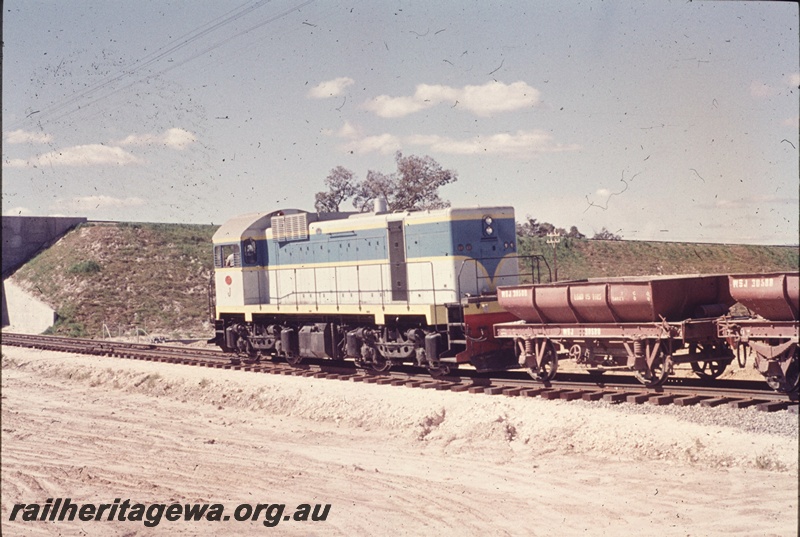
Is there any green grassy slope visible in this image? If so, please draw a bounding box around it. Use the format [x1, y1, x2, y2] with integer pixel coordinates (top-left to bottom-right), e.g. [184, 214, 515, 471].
[520, 236, 799, 281]
[10, 222, 216, 337]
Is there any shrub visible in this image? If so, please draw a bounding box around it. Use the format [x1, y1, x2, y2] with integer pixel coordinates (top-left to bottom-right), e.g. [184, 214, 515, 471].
[67, 260, 101, 275]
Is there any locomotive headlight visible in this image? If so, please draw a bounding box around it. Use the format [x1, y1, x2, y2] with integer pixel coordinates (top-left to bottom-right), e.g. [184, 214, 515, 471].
[483, 215, 494, 236]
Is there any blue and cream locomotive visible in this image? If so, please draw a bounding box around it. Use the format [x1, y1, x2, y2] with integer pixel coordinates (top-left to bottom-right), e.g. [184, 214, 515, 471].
[209, 205, 530, 372]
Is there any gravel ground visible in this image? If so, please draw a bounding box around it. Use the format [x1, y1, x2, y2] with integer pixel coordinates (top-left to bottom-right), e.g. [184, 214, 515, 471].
[1, 345, 797, 536]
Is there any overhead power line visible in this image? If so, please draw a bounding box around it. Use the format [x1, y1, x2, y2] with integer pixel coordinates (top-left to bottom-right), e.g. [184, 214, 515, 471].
[9, 0, 314, 130]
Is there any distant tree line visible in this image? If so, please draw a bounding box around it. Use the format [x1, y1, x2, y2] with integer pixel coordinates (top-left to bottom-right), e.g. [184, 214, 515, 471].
[516, 216, 622, 241]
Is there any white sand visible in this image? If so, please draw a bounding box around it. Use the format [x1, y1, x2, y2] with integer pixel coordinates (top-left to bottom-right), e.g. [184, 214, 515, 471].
[1, 345, 797, 536]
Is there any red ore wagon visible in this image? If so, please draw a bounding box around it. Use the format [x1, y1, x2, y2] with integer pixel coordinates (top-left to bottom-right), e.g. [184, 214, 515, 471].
[494, 274, 736, 387]
[717, 272, 799, 393]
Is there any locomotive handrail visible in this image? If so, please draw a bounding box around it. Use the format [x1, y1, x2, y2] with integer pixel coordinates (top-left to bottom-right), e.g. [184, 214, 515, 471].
[455, 254, 550, 300]
[268, 260, 456, 325]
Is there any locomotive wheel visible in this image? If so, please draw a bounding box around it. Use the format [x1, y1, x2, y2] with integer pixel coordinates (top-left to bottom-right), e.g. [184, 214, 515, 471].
[691, 359, 729, 380]
[285, 352, 303, 366]
[634, 352, 670, 388]
[241, 350, 262, 364]
[371, 354, 391, 373]
[527, 341, 558, 382]
[427, 364, 451, 377]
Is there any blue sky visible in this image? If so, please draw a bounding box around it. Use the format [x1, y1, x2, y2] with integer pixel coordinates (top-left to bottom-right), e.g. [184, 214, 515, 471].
[3, 0, 798, 244]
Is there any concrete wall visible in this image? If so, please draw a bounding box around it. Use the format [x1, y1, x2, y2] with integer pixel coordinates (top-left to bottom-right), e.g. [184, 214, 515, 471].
[1, 279, 56, 334]
[2, 216, 86, 277]
[1, 216, 86, 328]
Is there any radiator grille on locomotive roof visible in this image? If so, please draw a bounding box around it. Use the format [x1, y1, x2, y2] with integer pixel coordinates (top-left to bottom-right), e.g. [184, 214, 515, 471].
[271, 213, 308, 242]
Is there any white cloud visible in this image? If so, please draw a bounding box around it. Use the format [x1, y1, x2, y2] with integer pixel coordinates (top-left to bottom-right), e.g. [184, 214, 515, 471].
[333, 123, 579, 157]
[337, 121, 359, 138]
[116, 127, 196, 150]
[459, 81, 541, 116]
[364, 94, 431, 118]
[3, 144, 140, 168]
[4, 129, 53, 144]
[4, 158, 29, 168]
[405, 130, 580, 156]
[341, 134, 402, 155]
[3, 206, 33, 216]
[782, 116, 799, 128]
[750, 80, 777, 99]
[704, 195, 799, 210]
[308, 77, 354, 98]
[364, 81, 541, 118]
[61, 195, 146, 210]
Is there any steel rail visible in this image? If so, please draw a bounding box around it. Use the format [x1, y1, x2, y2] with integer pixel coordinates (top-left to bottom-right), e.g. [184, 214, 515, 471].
[2, 333, 796, 413]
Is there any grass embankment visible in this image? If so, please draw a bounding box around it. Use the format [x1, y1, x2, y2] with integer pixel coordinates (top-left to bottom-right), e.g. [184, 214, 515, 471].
[11, 222, 216, 338]
[519, 236, 798, 281]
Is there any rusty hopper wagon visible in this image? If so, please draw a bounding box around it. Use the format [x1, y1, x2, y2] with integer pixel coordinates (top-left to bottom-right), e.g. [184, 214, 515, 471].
[717, 272, 799, 393]
[493, 274, 736, 387]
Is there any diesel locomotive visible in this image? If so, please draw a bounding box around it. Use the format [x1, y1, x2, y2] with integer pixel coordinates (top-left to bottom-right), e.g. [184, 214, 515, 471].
[208, 205, 539, 374]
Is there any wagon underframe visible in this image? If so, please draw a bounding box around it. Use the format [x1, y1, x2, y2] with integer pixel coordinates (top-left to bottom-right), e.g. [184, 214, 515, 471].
[494, 319, 733, 387]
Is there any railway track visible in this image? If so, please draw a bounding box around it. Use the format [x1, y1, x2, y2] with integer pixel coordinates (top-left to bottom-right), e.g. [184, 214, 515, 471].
[3, 333, 797, 413]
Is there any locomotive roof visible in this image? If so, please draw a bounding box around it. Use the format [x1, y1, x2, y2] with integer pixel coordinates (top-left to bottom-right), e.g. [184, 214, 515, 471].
[213, 209, 357, 242]
[214, 206, 514, 242]
[213, 210, 301, 242]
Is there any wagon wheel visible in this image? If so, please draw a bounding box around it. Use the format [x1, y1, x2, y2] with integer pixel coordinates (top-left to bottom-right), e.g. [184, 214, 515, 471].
[784, 351, 799, 394]
[691, 359, 728, 380]
[767, 349, 799, 394]
[690, 343, 733, 380]
[527, 340, 558, 382]
[634, 352, 671, 388]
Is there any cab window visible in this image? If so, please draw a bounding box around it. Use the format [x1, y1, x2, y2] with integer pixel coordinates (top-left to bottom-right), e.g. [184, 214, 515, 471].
[243, 238, 257, 265]
[214, 244, 241, 268]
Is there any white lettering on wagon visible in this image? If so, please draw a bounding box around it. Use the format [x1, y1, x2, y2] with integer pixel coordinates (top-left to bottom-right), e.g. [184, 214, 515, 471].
[572, 292, 603, 301]
[732, 277, 775, 289]
[562, 327, 602, 336]
[499, 289, 529, 298]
